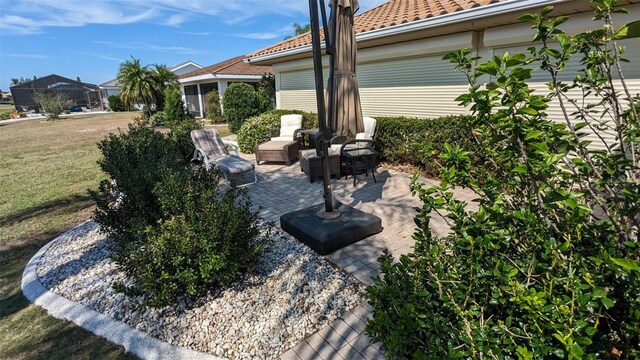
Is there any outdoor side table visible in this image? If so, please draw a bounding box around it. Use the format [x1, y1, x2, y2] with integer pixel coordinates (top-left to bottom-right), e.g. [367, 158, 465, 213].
[342, 148, 378, 185]
[255, 140, 300, 165]
[298, 128, 319, 149]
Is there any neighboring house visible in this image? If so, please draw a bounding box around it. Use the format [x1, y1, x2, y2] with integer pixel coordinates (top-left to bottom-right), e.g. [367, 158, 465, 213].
[168, 60, 204, 76]
[99, 60, 203, 110]
[178, 55, 272, 118]
[246, 0, 640, 149]
[98, 78, 120, 102]
[10, 74, 101, 111]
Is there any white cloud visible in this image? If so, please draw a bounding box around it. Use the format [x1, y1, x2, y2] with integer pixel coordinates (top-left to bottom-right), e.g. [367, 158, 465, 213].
[0, 0, 389, 35]
[179, 31, 210, 36]
[236, 25, 293, 40]
[92, 40, 207, 55]
[91, 54, 126, 62]
[7, 53, 46, 59]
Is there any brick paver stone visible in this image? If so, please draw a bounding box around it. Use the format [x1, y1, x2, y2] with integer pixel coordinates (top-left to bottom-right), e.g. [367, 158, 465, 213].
[227, 151, 475, 360]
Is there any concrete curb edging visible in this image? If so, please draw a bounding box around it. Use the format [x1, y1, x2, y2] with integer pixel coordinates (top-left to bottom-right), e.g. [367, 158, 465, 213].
[21, 222, 218, 360]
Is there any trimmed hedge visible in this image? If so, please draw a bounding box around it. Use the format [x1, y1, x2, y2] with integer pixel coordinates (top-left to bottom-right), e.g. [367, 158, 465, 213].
[236, 109, 318, 153]
[375, 115, 479, 177]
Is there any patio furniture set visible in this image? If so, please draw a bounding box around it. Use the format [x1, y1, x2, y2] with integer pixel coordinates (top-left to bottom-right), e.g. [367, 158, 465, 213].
[191, 114, 378, 187]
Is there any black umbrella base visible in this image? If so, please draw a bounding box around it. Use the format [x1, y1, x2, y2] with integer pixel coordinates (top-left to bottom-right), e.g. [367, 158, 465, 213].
[280, 202, 382, 255]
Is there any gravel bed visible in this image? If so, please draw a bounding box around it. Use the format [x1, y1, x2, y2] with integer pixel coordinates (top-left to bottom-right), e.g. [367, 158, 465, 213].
[36, 221, 366, 359]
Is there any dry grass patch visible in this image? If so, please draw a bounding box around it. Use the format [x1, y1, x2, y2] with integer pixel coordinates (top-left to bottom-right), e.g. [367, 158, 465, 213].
[0, 112, 140, 359]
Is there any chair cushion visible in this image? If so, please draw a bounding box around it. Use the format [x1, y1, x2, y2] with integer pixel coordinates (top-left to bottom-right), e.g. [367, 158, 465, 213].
[215, 155, 255, 174]
[278, 114, 303, 138]
[301, 148, 340, 160]
[355, 116, 377, 140]
[258, 141, 294, 151]
[270, 136, 295, 142]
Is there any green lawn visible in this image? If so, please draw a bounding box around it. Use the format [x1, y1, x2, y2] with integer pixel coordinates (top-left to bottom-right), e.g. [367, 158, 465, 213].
[0, 113, 227, 359]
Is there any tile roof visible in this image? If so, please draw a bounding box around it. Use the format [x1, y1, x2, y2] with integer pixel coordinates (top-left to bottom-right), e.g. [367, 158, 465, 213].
[179, 55, 273, 79]
[249, 0, 501, 58]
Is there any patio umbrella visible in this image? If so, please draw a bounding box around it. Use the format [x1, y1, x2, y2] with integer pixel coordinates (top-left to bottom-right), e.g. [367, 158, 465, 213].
[330, 0, 364, 137]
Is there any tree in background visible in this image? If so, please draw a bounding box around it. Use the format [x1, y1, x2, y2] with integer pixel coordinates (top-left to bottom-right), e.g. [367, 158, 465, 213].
[223, 83, 269, 133]
[283, 23, 311, 39]
[163, 87, 193, 127]
[256, 73, 276, 110]
[150, 64, 179, 112]
[107, 95, 125, 112]
[10, 77, 31, 86]
[117, 58, 156, 111]
[32, 91, 67, 120]
[117, 58, 177, 113]
[204, 90, 224, 123]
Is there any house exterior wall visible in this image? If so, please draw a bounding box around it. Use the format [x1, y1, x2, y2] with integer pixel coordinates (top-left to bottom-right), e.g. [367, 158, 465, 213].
[273, 5, 640, 149]
[171, 64, 202, 76]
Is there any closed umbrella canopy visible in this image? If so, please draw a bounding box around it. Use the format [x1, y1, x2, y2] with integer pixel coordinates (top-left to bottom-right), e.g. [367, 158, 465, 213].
[331, 0, 364, 137]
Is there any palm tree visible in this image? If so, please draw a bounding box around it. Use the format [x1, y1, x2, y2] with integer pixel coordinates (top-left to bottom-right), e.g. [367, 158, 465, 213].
[150, 64, 179, 111]
[117, 58, 156, 111]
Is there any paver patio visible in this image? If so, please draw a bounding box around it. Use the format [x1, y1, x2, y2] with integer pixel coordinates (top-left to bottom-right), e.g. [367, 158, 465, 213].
[239, 151, 477, 360]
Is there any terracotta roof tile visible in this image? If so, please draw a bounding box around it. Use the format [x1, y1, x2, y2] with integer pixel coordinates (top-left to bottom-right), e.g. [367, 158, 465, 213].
[179, 55, 272, 79]
[249, 0, 502, 58]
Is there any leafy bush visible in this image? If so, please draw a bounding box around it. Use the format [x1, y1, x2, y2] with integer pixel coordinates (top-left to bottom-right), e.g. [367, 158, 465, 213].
[149, 112, 164, 126]
[204, 90, 224, 123]
[367, 3, 640, 359]
[91, 120, 260, 306]
[375, 115, 480, 178]
[163, 87, 193, 127]
[223, 83, 270, 133]
[119, 166, 261, 306]
[32, 91, 67, 120]
[108, 95, 125, 112]
[236, 109, 317, 153]
[256, 73, 276, 111]
[0, 110, 12, 120]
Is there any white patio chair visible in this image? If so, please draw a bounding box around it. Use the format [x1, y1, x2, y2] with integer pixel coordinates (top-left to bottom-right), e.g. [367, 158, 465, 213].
[270, 114, 303, 142]
[330, 116, 377, 152]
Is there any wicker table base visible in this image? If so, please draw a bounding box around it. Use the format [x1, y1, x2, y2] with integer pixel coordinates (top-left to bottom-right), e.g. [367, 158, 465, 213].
[255, 140, 300, 165]
[299, 149, 341, 183]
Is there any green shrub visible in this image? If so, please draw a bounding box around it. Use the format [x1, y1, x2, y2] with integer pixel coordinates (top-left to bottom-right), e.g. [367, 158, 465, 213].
[375, 115, 479, 177]
[204, 90, 224, 123]
[223, 83, 269, 133]
[124, 166, 261, 306]
[163, 88, 193, 127]
[108, 95, 125, 112]
[149, 112, 164, 126]
[236, 109, 318, 153]
[236, 114, 280, 153]
[0, 111, 11, 120]
[366, 3, 640, 359]
[90, 119, 261, 306]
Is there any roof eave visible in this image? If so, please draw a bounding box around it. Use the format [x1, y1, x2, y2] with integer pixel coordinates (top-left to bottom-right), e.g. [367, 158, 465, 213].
[178, 73, 263, 84]
[247, 0, 564, 65]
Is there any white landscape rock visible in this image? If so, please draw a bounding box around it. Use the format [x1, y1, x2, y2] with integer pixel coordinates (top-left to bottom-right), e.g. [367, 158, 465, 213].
[35, 221, 366, 359]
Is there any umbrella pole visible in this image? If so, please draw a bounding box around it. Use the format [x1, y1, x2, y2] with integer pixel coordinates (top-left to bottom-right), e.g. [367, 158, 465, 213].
[309, 0, 339, 217]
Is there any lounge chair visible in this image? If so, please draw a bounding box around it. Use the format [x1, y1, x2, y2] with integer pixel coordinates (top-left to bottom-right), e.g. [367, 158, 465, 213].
[191, 129, 257, 187]
[270, 114, 303, 142]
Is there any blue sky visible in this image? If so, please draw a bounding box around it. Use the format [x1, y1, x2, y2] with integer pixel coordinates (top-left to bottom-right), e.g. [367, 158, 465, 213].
[0, 0, 387, 91]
